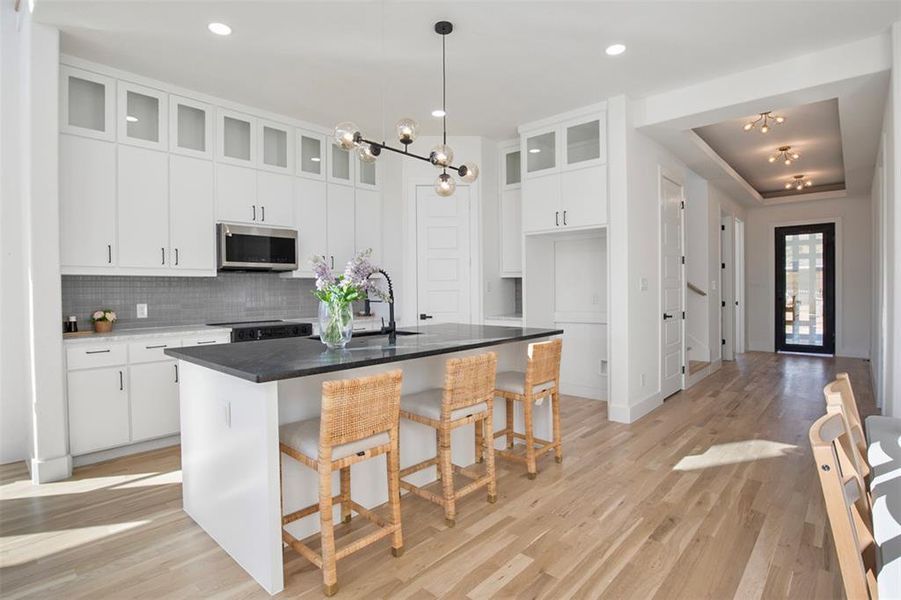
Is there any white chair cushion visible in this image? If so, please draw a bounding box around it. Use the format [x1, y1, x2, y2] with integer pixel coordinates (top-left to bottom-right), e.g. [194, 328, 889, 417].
[495, 371, 555, 398]
[865, 415, 901, 599]
[401, 388, 487, 421]
[279, 418, 390, 460]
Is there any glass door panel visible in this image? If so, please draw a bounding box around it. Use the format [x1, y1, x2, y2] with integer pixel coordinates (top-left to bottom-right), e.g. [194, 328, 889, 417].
[775, 223, 835, 354]
[526, 131, 555, 173]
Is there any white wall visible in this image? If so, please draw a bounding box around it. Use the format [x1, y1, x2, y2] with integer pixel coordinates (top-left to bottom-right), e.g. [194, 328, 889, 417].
[744, 196, 872, 358]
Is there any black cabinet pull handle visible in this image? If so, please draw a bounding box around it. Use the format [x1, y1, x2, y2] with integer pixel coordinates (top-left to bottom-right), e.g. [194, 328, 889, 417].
[119, 370, 124, 390]
[555, 211, 559, 226]
[252, 205, 257, 221]
[107, 244, 112, 264]
[175, 248, 179, 266]
[86, 349, 111, 354]
[145, 344, 167, 349]
[563, 210, 567, 226]
[330, 256, 334, 269]
[663, 313, 674, 320]
[174, 364, 179, 383]
[196, 340, 217, 345]
[261, 206, 265, 222]
[420, 313, 433, 320]
[161, 247, 165, 265]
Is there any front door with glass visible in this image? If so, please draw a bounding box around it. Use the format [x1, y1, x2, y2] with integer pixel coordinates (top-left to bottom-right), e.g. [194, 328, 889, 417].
[774, 223, 835, 354]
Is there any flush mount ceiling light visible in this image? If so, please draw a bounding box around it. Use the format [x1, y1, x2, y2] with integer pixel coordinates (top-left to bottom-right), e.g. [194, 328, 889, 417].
[208, 22, 232, 36]
[743, 111, 784, 133]
[769, 145, 800, 165]
[605, 43, 626, 56]
[333, 21, 478, 197]
[785, 174, 813, 191]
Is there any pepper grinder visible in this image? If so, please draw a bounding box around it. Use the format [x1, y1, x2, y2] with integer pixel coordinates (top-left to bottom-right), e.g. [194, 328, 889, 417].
[65, 315, 78, 333]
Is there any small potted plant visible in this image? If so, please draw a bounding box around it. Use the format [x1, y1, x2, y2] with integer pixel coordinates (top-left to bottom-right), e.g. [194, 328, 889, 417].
[312, 249, 385, 349]
[91, 309, 117, 333]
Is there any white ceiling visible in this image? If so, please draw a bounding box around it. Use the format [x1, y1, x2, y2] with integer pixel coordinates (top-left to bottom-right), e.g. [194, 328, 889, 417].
[694, 99, 845, 198]
[34, 1, 900, 140]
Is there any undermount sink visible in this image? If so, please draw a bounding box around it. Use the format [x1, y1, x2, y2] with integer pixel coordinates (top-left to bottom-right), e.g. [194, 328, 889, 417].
[307, 330, 420, 341]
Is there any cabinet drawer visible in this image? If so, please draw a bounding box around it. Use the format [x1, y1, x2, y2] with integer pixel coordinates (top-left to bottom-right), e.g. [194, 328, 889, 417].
[128, 338, 179, 364]
[66, 343, 127, 370]
[181, 333, 231, 347]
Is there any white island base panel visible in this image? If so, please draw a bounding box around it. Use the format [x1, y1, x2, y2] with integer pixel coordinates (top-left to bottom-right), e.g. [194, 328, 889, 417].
[178, 340, 553, 595]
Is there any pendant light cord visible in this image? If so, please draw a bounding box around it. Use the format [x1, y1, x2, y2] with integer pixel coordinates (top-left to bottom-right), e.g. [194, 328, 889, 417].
[442, 29, 447, 173]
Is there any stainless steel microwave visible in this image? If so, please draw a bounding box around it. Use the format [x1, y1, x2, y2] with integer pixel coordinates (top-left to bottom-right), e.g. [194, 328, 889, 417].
[217, 223, 298, 271]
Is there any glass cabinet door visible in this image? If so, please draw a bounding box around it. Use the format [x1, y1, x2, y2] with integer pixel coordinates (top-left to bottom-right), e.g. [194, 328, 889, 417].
[525, 130, 556, 174]
[329, 145, 352, 184]
[259, 120, 294, 174]
[504, 149, 521, 187]
[565, 119, 601, 166]
[357, 157, 377, 188]
[60, 66, 115, 141]
[117, 82, 168, 150]
[169, 95, 212, 159]
[218, 109, 257, 165]
[297, 132, 325, 179]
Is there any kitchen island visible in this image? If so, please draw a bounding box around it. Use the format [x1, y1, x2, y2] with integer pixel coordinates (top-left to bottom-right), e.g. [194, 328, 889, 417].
[165, 323, 562, 594]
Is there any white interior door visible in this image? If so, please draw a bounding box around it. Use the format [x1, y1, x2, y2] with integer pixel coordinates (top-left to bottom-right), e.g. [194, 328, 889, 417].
[660, 174, 684, 398]
[734, 218, 745, 354]
[416, 185, 471, 324]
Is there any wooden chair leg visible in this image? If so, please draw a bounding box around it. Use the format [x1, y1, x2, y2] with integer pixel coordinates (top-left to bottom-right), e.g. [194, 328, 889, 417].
[523, 398, 537, 479]
[340, 466, 351, 523]
[438, 426, 456, 526]
[505, 398, 515, 448]
[318, 460, 339, 596]
[435, 429, 442, 480]
[386, 432, 404, 556]
[552, 390, 563, 463]
[475, 413, 484, 463]
[484, 411, 497, 503]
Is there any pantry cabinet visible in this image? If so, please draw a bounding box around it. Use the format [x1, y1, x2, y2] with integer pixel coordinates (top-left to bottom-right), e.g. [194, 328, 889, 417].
[117, 145, 170, 268]
[499, 142, 522, 277]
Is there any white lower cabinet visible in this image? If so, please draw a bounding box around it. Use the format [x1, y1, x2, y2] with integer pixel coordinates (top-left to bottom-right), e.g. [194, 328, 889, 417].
[129, 360, 180, 441]
[67, 366, 129, 455]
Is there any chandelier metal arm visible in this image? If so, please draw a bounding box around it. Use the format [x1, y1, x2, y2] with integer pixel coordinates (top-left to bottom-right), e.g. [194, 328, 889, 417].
[358, 136, 463, 173]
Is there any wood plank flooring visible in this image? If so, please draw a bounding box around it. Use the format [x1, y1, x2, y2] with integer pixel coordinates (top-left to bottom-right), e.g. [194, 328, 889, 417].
[0, 352, 875, 599]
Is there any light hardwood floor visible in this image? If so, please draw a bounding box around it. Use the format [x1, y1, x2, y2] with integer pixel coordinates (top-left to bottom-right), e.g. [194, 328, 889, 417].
[0, 352, 875, 599]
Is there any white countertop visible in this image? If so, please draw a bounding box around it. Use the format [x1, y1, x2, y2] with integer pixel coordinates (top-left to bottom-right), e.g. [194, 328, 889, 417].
[63, 324, 232, 344]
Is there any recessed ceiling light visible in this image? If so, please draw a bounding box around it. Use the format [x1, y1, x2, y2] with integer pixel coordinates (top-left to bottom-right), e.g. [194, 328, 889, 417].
[208, 22, 232, 36]
[605, 43, 626, 56]
[528, 148, 541, 154]
[310, 157, 321, 162]
[125, 115, 138, 123]
[431, 109, 446, 118]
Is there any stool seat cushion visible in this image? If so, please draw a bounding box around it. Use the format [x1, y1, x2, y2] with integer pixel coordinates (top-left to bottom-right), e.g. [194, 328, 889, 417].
[495, 371, 555, 398]
[280, 418, 390, 460]
[401, 388, 487, 421]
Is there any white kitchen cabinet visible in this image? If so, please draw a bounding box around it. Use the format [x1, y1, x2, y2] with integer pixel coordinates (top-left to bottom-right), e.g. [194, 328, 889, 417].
[357, 156, 378, 189]
[499, 142, 522, 277]
[560, 165, 607, 228]
[169, 95, 213, 159]
[170, 155, 215, 272]
[67, 366, 130, 455]
[259, 120, 294, 174]
[217, 108, 257, 166]
[256, 171, 294, 226]
[504, 147, 522, 189]
[521, 173, 561, 233]
[297, 130, 326, 180]
[59, 135, 117, 269]
[129, 360, 180, 441]
[563, 117, 605, 169]
[291, 177, 328, 276]
[329, 144, 353, 185]
[216, 163, 258, 223]
[117, 81, 168, 151]
[524, 128, 557, 177]
[60, 66, 116, 141]
[118, 145, 170, 268]
[326, 183, 356, 270]
[181, 333, 232, 346]
[354, 188, 382, 263]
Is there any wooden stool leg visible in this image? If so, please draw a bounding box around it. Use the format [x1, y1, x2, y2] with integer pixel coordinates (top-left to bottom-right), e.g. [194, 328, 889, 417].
[552, 389, 563, 463]
[386, 430, 404, 556]
[523, 398, 537, 479]
[340, 466, 351, 524]
[485, 409, 497, 503]
[435, 429, 442, 480]
[318, 459, 339, 596]
[475, 414, 484, 463]
[505, 398, 515, 448]
[438, 426, 456, 527]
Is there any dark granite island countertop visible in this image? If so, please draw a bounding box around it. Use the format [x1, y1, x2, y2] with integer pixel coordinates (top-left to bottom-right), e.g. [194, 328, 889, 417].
[164, 322, 563, 383]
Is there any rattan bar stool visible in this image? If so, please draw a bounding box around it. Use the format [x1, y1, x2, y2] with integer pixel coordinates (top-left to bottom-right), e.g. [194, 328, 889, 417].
[399, 352, 498, 527]
[492, 338, 563, 479]
[279, 370, 404, 597]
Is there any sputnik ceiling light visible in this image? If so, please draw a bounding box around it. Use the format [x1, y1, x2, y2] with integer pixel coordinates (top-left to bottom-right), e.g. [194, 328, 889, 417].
[785, 174, 813, 191]
[333, 21, 478, 197]
[769, 145, 800, 165]
[743, 111, 784, 133]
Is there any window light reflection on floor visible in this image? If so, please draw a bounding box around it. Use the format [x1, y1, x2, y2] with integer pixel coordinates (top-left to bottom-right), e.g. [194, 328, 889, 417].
[673, 440, 798, 471]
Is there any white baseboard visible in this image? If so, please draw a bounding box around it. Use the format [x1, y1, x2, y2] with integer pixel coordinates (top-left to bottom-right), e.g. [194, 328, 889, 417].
[608, 391, 662, 424]
[560, 381, 606, 400]
[29, 453, 72, 483]
[73, 435, 180, 467]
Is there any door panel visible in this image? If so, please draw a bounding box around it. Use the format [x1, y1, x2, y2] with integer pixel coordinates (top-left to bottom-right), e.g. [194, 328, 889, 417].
[326, 183, 355, 270]
[294, 178, 328, 275]
[118, 145, 169, 268]
[67, 367, 129, 455]
[660, 175, 684, 398]
[170, 155, 215, 271]
[416, 185, 471, 324]
[130, 361, 180, 441]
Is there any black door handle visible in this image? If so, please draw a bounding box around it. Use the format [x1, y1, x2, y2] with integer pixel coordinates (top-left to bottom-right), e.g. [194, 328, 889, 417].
[252, 205, 257, 221]
[420, 313, 433, 320]
[663, 313, 674, 320]
[555, 211, 559, 226]
[261, 206, 265, 222]
[563, 210, 567, 226]
[175, 248, 179, 266]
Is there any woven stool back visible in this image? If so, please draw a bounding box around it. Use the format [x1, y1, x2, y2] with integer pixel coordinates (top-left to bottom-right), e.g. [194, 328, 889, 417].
[320, 370, 403, 448]
[441, 352, 497, 417]
[526, 338, 562, 390]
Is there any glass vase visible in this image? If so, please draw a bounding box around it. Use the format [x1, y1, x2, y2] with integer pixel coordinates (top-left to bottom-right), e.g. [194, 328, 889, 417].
[319, 300, 354, 349]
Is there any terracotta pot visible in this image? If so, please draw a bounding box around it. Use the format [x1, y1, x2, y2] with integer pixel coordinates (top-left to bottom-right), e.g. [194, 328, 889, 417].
[93, 320, 113, 333]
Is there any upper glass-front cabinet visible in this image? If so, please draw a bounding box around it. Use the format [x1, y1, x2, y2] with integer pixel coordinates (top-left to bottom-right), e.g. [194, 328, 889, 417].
[357, 156, 378, 189]
[117, 82, 168, 150]
[504, 148, 522, 188]
[217, 109, 257, 165]
[169, 95, 213, 159]
[525, 130, 556, 174]
[297, 131, 325, 180]
[329, 144, 353, 185]
[259, 120, 294, 174]
[564, 117, 605, 167]
[60, 66, 116, 141]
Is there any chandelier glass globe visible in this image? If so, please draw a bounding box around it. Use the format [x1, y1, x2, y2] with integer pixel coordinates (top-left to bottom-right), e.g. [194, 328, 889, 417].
[429, 143, 454, 168]
[357, 142, 377, 163]
[435, 172, 456, 197]
[334, 122, 359, 150]
[459, 162, 479, 183]
[396, 118, 419, 145]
